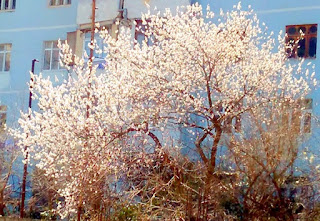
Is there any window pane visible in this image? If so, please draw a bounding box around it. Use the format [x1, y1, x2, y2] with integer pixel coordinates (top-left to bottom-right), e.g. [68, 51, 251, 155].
[309, 37, 317, 58]
[84, 40, 90, 57]
[297, 38, 306, 57]
[52, 50, 59, 70]
[66, 0, 71, 4]
[12, 0, 15, 9]
[310, 25, 317, 33]
[305, 98, 313, 109]
[0, 45, 4, 51]
[147, 35, 155, 46]
[4, 52, 10, 71]
[298, 27, 306, 34]
[4, 0, 8, 10]
[94, 38, 102, 58]
[136, 33, 145, 46]
[5, 44, 11, 51]
[44, 41, 52, 49]
[288, 27, 296, 35]
[52, 41, 59, 49]
[83, 33, 109, 59]
[286, 38, 296, 58]
[303, 112, 311, 133]
[44, 50, 51, 70]
[0, 53, 3, 71]
[0, 105, 7, 112]
[59, 0, 63, 5]
[292, 109, 301, 134]
[298, 98, 313, 109]
[0, 113, 6, 128]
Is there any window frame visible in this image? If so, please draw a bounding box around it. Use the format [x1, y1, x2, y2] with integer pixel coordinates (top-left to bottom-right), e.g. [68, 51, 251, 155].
[81, 25, 111, 65]
[0, 43, 11, 73]
[283, 98, 313, 134]
[300, 98, 313, 134]
[134, 19, 155, 46]
[83, 32, 108, 61]
[0, 0, 16, 11]
[42, 41, 64, 71]
[48, 0, 71, 7]
[0, 105, 7, 132]
[286, 24, 317, 59]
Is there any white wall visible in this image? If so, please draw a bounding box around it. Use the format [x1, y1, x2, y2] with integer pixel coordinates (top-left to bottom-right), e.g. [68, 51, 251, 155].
[77, 0, 120, 24]
[77, 0, 191, 25]
[125, 0, 190, 19]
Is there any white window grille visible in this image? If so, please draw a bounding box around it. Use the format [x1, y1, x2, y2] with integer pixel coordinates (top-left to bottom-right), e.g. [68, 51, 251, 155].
[0, 0, 16, 11]
[283, 98, 313, 134]
[0, 44, 11, 72]
[43, 41, 63, 71]
[49, 0, 71, 6]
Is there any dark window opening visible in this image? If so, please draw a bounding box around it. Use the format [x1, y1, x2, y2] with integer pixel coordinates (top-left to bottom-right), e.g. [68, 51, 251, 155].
[286, 24, 317, 59]
[309, 37, 317, 57]
[4, 0, 8, 10]
[50, 0, 71, 6]
[297, 38, 306, 57]
[135, 19, 154, 46]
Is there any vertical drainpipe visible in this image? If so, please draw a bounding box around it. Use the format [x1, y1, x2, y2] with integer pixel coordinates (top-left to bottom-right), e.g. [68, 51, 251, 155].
[119, 0, 124, 14]
[118, 0, 125, 20]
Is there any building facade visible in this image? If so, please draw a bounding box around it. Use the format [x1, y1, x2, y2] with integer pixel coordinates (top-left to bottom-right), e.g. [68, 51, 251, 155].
[0, 0, 318, 216]
[196, 0, 320, 157]
[0, 0, 79, 128]
[0, 0, 191, 129]
[0, 0, 191, 211]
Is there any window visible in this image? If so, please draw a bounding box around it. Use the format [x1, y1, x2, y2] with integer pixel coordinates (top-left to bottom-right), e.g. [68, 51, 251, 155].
[135, 19, 154, 46]
[299, 98, 312, 133]
[286, 24, 317, 58]
[285, 98, 312, 134]
[0, 105, 7, 132]
[43, 41, 63, 71]
[303, 112, 312, 133]
[0, 0, 16, 11]
[221, 101, 242, 134]
[83, 32, 108, 60]
[0, 44, 11, 72]
[49, 0, 71, 6]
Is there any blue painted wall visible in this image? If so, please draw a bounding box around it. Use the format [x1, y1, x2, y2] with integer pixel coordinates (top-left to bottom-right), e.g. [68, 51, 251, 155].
[0, 0, 79, 207]
[196, 0, 320, 167]
[0, 0, 78, 127]
[1, 0, 320, 206]
[196, 0, 320, 105]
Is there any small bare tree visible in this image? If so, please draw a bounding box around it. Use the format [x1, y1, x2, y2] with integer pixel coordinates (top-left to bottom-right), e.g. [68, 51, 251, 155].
[0, 135, 18, 216]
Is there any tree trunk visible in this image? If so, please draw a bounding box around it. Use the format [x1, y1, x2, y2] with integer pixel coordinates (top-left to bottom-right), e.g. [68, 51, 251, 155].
[77, 206, 81, 221]
[20, 152, 28, 218]
[0, 191, 4, 216]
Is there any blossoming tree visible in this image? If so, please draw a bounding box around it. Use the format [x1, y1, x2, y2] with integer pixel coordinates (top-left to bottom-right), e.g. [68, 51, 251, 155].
[12, 3, 316, 220]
